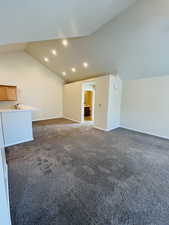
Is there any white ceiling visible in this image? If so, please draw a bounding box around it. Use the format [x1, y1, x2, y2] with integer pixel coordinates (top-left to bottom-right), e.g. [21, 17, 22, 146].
[26, 0, 169, 82]
[0, 43, 27, 54]
[0, 0, 136, 45]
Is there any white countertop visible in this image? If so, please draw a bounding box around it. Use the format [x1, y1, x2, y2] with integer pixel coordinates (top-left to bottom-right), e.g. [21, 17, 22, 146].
[0, 109, 32, 113]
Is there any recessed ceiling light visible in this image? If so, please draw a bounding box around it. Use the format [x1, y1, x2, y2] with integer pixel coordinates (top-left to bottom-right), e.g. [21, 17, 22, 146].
[52, 49, 57, 56]
[44, 57, 49, 62]
[62, 72, 67, 76]
[71, 68, 76, 72]
[62, 39, 68, 47]
[83, 62, 88, 68]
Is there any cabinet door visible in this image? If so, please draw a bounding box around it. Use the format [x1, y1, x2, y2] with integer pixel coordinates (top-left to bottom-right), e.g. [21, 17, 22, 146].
[2, 111, 33, 147]
[6, 86, 17, 101]
[0, 85, 17, 101]
[0, 86, 7, 101]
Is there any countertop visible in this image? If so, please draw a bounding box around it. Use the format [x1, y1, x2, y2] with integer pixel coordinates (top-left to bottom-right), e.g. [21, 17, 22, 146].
[0, 109, 32, 113]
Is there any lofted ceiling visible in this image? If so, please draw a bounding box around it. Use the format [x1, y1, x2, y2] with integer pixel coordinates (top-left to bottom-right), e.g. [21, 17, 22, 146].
[0, 0, 136, 45]
[0, 43, 27, 54]
[26, 0, 169, 82]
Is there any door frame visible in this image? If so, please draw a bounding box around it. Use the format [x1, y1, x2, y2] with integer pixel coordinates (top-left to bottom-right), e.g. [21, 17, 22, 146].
[81, 82, 95, 123]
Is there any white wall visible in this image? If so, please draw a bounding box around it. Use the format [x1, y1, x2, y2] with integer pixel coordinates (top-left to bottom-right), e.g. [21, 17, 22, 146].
[121, 75, 169, 139]
[0, 51, 63, 121]
[63, 75, 122, 131]
[94, 76, 109, 130]
[107, 75, 122, 130]
[0, 118, 11, 225]
[63, 76, 110, 127]
[63, 81, 82, 122]
[0, 151, 11, 225]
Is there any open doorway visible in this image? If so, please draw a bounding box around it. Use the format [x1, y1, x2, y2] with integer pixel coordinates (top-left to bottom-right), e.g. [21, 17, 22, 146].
[82, 83, 95, 123]
[84, 90, 93, 121]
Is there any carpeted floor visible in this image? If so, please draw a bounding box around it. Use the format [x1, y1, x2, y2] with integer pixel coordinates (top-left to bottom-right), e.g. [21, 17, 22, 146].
[6, 119, 169, 225]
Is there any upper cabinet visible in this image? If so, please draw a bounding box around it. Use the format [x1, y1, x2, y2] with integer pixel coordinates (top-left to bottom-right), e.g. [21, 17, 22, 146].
[0, 85, 17, 101]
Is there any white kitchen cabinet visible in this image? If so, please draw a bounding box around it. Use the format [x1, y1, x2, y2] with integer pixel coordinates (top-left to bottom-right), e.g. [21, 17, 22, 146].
[0, 115, 11, 225]
[1, 110, 33, 147]
[0, 109, 33, 225]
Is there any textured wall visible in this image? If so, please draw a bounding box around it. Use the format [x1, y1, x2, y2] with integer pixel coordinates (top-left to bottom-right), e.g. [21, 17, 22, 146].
[64, 81, 82, 122]
[121, 75, 169, 138]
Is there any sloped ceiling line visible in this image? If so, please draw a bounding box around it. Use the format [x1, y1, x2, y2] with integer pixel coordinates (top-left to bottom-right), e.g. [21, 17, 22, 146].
[0, 0, 137, 45]
[27, 0, 169, 82]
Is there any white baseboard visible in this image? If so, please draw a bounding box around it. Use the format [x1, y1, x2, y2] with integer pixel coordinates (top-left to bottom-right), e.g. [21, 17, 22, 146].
[63, 116, 81, 123]
[81, 121, 94, 125]
[120, 125, 169, 140]
[94, 125, 120, 132]
[106, 125, 120, 131]
[32, 116, 62, 122]
[94, 126, 107, 131]
[5, 138, 34, 147]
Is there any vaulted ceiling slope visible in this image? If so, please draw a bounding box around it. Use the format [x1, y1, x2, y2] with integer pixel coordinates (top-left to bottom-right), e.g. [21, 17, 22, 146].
[0, 0, 136, 45]
[26, 0, 169, 82]
[0, 43, 27, 54]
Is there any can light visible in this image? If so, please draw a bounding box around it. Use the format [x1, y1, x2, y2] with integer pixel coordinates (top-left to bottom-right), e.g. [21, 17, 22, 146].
[62, 39, 68, 47]
[71, 68, 76, 72]
[62, 72, 67, 76]
[83, 62, 88, 68]
[44, 57, 49, 62]
[52, 49, 57, 56]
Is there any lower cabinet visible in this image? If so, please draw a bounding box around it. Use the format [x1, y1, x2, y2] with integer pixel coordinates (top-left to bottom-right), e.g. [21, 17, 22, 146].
[1, 110, 33, 147]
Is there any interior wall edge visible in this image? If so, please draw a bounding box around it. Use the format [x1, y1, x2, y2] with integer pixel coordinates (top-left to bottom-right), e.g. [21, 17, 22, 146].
[32, 116, 63, 122]
[63, 116, 81, 123]
[120, 125, 169, 140]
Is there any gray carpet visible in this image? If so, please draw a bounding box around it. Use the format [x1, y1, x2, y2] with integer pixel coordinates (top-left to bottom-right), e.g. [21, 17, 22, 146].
[6, 119, 169, 225]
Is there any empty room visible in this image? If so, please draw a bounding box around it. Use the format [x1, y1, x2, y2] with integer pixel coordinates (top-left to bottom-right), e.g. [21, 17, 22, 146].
[1, 0, 169, 225]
